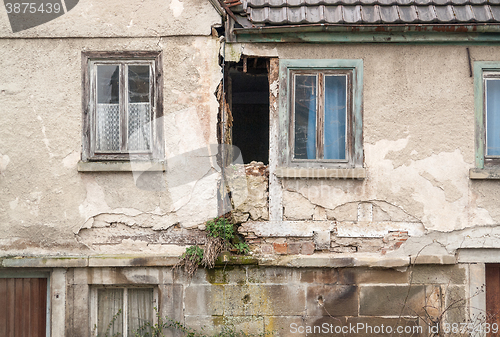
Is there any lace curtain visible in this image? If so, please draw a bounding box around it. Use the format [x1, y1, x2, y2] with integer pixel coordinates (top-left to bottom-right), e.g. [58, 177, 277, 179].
[96, 103, 151, 152]
[96, 288, 153, 336]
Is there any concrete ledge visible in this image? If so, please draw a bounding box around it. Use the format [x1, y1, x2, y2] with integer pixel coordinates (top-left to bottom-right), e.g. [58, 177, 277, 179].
[2, 256, 88, 268]
[78, 161, 166, 172]
[410, 254, 456, 265]
[259, 254, 410, 268]
[469, 168, 500, 180]
[0, 253, 459, 269]
[275, 167, 366, 179]
[88, 255, 180, 267]
[1, 255, 180, 268]
[215, 253, 259, 265]
[457, 248, 500, 263]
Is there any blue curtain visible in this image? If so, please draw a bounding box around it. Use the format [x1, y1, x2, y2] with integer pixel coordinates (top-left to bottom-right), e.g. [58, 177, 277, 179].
[487, 79, 500, 156]
[324, 75, 347, 160]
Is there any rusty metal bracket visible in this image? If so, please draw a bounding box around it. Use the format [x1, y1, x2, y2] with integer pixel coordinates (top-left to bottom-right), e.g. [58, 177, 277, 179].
[217, 0, 240, 24]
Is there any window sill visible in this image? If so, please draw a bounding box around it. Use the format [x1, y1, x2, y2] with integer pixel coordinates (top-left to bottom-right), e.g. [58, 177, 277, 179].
[275, 167, 366, 179]
[77, 161, 165, 172]
[469, 168, 500, 180]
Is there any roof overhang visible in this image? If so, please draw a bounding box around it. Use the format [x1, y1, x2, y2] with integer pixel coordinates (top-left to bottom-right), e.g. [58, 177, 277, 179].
[230, 23, 500, 43]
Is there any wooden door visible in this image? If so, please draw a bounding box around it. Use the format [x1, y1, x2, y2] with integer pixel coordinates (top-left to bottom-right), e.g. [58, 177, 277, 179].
[0, 278, 47, 337]
[486, 264, 500, 337]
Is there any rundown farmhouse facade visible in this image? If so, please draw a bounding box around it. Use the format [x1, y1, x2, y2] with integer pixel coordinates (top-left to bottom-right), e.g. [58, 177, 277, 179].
[3, 0, 500, 336]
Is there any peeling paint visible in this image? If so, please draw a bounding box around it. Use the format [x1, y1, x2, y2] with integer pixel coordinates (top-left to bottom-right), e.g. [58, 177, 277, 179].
[36, 115, 55, 159]
[62, 151, 80, 168]
[0, 153, 10, 173]
[170, 0, 184, 17]
[269, 80, 279, 98]
[9, 197, 18, 210]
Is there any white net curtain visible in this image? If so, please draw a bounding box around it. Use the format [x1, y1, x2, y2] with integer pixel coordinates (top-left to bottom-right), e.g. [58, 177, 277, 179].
[95, 63, 152, 154]
[96, 288, 154, 336]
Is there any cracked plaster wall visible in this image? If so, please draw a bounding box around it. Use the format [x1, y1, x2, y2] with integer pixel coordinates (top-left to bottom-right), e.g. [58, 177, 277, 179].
[0, 0, 220, 38]
[0, 1, 223, 256]
[234, 43, 500, 255]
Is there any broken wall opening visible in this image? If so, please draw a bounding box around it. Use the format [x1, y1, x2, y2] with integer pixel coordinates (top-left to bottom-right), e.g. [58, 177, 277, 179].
[228, 57, 270, 165]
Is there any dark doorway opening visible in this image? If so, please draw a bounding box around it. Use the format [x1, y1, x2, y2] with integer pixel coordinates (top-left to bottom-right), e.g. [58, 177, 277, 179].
[228, 57, 269, 165]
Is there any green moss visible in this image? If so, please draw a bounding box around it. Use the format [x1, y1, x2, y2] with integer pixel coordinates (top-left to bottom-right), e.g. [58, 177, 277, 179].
[206, 267, 231, 284]
[214, 254, 258, 266]
[212, 315, 226, 326]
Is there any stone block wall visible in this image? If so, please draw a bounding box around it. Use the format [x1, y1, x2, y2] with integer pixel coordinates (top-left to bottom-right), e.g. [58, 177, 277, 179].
[62, 263, 472, 337]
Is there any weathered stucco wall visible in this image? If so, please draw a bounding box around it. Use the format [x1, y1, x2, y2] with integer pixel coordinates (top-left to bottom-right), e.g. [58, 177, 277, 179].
[225, 43, 500, 258]
[0, 0, 220, 37]
[0, 0, 223, 256]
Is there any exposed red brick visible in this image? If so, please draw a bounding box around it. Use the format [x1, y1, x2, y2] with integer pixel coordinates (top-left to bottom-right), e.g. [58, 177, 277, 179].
[273, 242, 288, 254]
[288, 242, 301, 255]
[394, 241, 404, 249]
[301, 241, 315, 255]
[261, 244, 273, 254]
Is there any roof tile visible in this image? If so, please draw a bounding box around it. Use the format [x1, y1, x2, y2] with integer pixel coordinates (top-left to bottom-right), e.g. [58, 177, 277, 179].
[471, 5, 493, 22]
[343, 5, 363, 22]
[242, 0, 500, 25]
[288, 6, 305, 22]
[306, 5, 325, 22]
[269, 7, 288, 22]
[398, 5, 419, 22]
[434, 4, 455, 21]
[489, 5, 500, 20]
[453, 4, 474, 21]
[325, 5, 344, 22]
[379, 5, 401, 22]
[416, 5, 438, 21]
[360, 5, 382, 22]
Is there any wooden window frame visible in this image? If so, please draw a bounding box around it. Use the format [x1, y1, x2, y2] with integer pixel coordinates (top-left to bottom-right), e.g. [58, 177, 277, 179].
[289, 69, 353, 164]
[90, 286, 159, 337]
[82, 51, 164, 162]
[279, 59, 363, 169]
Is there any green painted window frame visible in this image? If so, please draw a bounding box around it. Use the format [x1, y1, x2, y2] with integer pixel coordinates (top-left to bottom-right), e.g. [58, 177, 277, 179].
[474, 61, 500, 169]
[279, 59, 363, 168]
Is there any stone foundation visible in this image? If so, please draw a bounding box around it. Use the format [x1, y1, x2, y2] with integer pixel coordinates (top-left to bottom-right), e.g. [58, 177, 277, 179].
[39, 261, 474, 337]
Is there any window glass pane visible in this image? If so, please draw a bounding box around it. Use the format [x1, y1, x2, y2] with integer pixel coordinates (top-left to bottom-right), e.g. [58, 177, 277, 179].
[294, 75, 317, 159]
[128, 65, 151, 152]
[97, 65, 119, 104]
[324, 75, 347, 160]
[487, 79, 500, 156]
[97, 289, 123, 336]
[96, 65, 120, 152]
[128, 65, 150, 103]
[127, 288, 154, 335]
